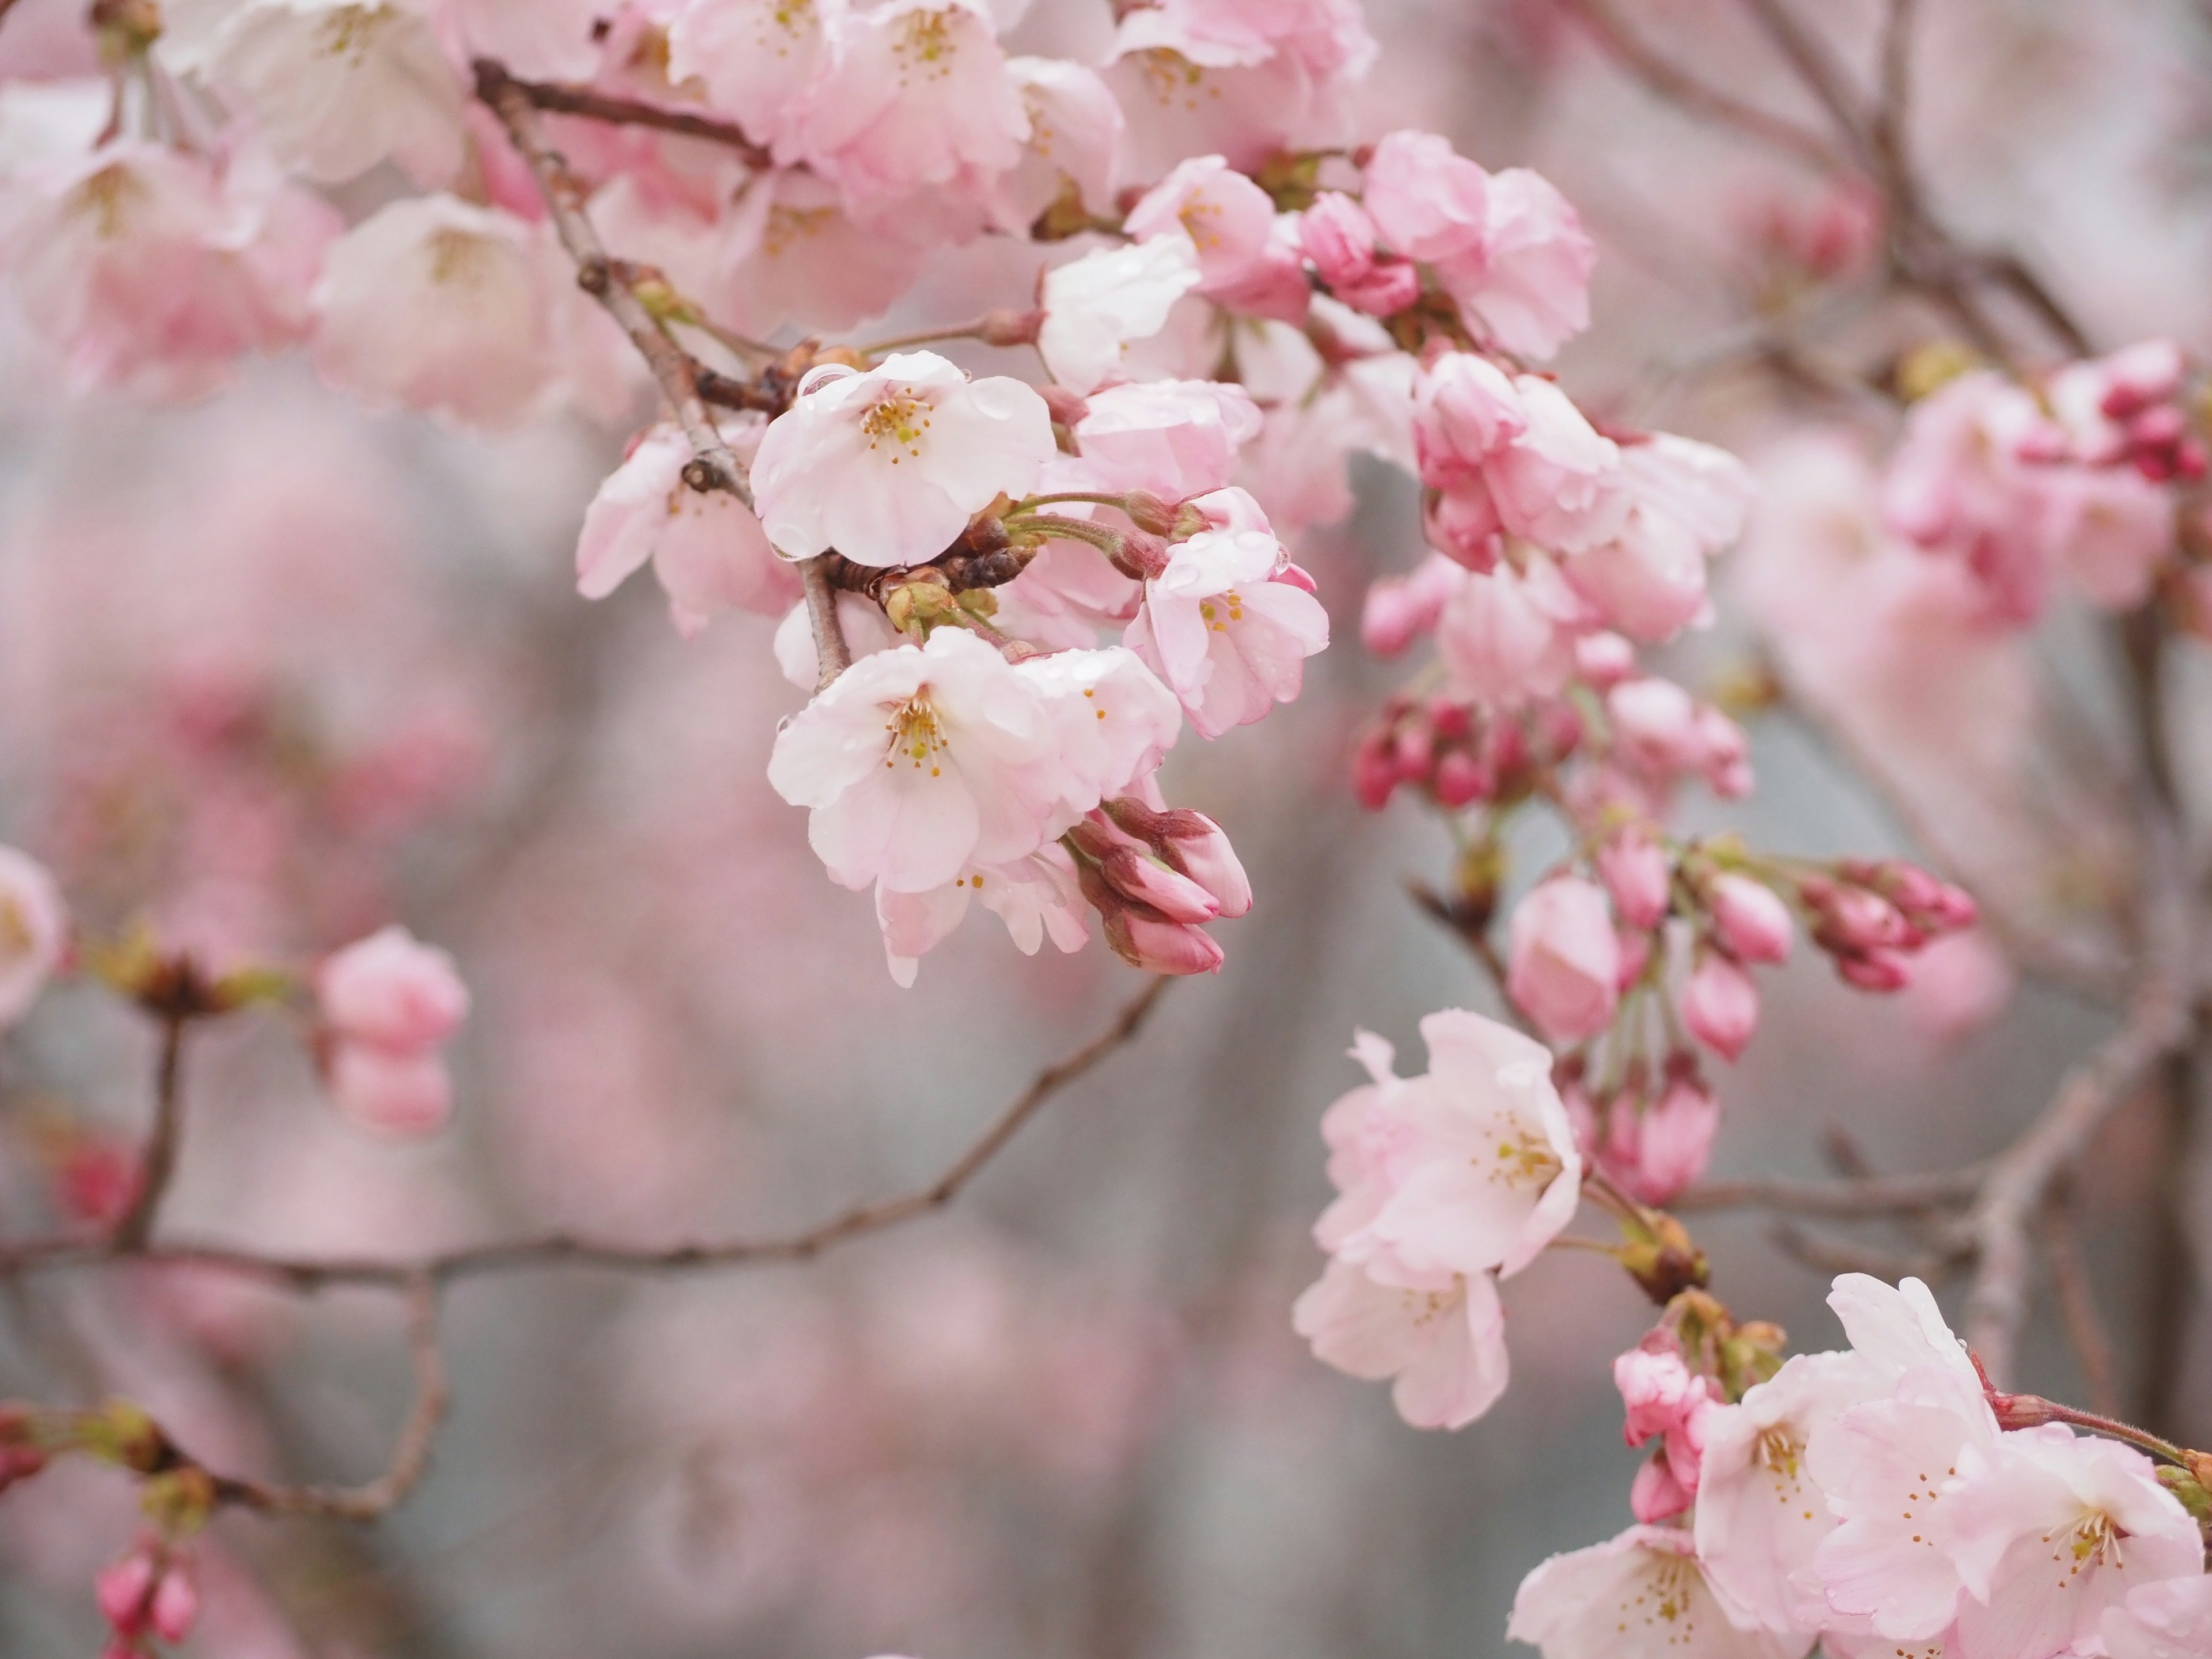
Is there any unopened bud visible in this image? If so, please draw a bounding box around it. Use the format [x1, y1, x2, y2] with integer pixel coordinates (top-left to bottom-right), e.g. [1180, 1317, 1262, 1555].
[1153, 812, 1252, 919]
[1103, 909, 1225, 975]
[1121, 491, 1177, 536]
[882, 579, 958, 637]
[1353, 729, 1399, 809]
[979, 307, 1044, 347]
[150, 1566, 199, 1645]
[96, 1552, 156, 1637]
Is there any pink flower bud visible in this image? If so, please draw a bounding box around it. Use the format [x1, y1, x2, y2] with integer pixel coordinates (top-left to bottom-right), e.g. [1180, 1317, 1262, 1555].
[1635, 1075, 1721, 1202]
[1573, 630, 1637, 688]
[1155, 812, 1252, 919]
[1334, 259, 1422, 317]
[1099, 846, 1219, 923]
[1433, 748, 1490, 808]
[327, 1043, 456, 1137]
[1105, 911, 1226, 975]
[1361, 562, 1456, 656]
[150, 1566, 199, 1645]
[1300, 191, 1380, 290]
[1597, 830, 1669, 931]
[1708, 874, 1792, 965]
[96, 1552, 155, 1637]
[1353, 729, 1399, 809]
[316, 925, 469, 1053]
[1422, 479, 1503, 571]
[1680, 954, 1758, 1062]
[1613, 926, 1652, 993]
[1836, 950, 1910, 993]
[1631, 1453, 1694, 1522]
[1506, 876, 1622, 1042]
[1820, 887, 1910, 951]
[1607, 678, 1702, 774]
[1694, 707, 1752, 797]
[1614, 1333, 1696, 1446]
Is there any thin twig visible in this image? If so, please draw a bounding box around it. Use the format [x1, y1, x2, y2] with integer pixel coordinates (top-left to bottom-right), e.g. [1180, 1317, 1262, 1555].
[2042, 1190, 2122, 1418]
[111, 1014, 188, 1251]
[801, 556, 853, 690]
[1554, 0, 1849, 173]
[0, 978, 1173, 1294]
[1964, 823, 2194, 1385]
[1770, 1221, 1959, 1282]
[484, 70, 772, 168]
[1676, 1165, 1984, 1217]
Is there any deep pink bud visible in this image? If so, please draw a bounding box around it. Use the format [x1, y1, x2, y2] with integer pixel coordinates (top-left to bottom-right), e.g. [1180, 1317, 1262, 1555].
[1597, 830, 1670, 931]
[1433, 748, 1490, 807]
[1819, 886, 1910, 950]
[1100, 846, 1219, 923]
[1107, 911, 1226, 975]
[1335, 259, 1422, 317]
[1708, 874, 1792, 965]
[1429, 700, 1472, 743]
[1156, 812, 1252, 919]
[1837, 950, 1910, 993]
[150, 1567, 199, 1645]
[1636, 1074, 1721, 1202]
[1680, 954, 1758, 1062]
[96, 1554, 155, 1637]
[1631, 1453, 1694, 1522]
[1353, 730, 1399, 809]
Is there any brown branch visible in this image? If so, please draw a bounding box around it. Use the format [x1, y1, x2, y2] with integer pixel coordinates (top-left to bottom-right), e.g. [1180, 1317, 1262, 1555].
[0, 978, 1173, 1295]
[801, 556, 854, 691]
[213, 1274, 448, 1520]
[483, 70, 772, 168]
[1964, 825, 2194, 1385]
[2043, 1191, 2122, 1418]
[1770, 1221, 1961, 1283]
[1676, 1165, 1984, 1217]
[471, 58, 853, 683]
[111, 1013, 188, 1251]
[1554, 0, 1849, 173]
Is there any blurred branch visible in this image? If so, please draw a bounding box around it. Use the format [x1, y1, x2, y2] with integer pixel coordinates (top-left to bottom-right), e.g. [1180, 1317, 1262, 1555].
[2043, 1190, 2122, 1417]
[0, 977, 1173, 1295]
[1553, 0, 1850, 172]
[479, 70, 772, 168]
[1677, 1166, 1984, 1217]
[1770, 1221, 1961, 1282]
[1964, 821, 2194, 1385]
[471, 57, 853, 685]
[111, 1012, 188, 1251]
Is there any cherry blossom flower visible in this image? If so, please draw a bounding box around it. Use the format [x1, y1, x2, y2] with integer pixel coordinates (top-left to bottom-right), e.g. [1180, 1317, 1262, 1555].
[1630, 1074, 1721, 1203]
[1509, 1525, 1810, 1659]
[1363, 129, 1491, 268]
[2, 138, 338, 398]
[0, 844, 65, 1029]
[874, 845, 1091, 987]
[162, 0, 467, 187]
[666, 0, 834, 160]
[1123, 490, 1330, 738]
[716, 166, 934, 336]
[996, 56, 1124, 228]
[1361, 553, 1465, 656]
[1568, 435, 1758, 643]
[1434, 557, 1582, 707]
[1037, 235, 1204, 395]
[792, 0, 1030, 210]
[1442, 168, 1596, 361]
[1054, 378, 1263, 501]
[751, 351, 1056, 567]
[2102, 1576, 2212, 1659]
[443, 0, 605, 79]
[1291, 1253, 1509, 1430]
[1300, 190, 1419, 315]
[577, 423, 800, 637]
[317, 925, 470, 1135]
[1486, 376, 1631, 553]
[1124, 153, 1308, 321]
[1506, 875, 1621, 1042]
[1413, 351, 1527, 486]
[1598, 828, 1669, 931]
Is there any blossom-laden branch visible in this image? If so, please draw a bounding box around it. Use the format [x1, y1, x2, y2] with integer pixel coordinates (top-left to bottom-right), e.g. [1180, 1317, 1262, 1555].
[0, 976, 1171, 1297]
[479, 68, 772, 168]
[470, 57, 851, 685]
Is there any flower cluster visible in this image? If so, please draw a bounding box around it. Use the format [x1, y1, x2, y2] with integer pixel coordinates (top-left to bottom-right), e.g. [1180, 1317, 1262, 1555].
[1510, 1276, 2212, 1659]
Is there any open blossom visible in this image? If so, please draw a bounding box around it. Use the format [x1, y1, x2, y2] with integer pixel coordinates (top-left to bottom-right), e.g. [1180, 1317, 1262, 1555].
[767, 631, 1179, 898]
[1414, 351, 1527, 486]
[1435, 555, 1582, 707]
[0, 844, 66, 1029]
[317, 925, 471, 1135]
[1507, 876, 1622, 1042]
[1444, 168, 1595, 361]
[751, 351, 1056, 566]
[1363, 129, 1491, 267]
[161, 0, 466, 187]
[577, 423, 800, 637]
[1569, 435, 1758, 642]
[997, 56, 1124, 226]
[666, 0, 835, 160]
[793, 1, 1031, 208]
[716, 166, 934, 337]
[1509, 1525, 1809, 1659]
[1055, 378, 1263, 501]
[1486, 377, 1631, 552]
[1125, 153, 1308, 321]
[1124, 490, 1330, 738]
[2103, 1577, 2212, 1659]
[1037, 235, 1204, 395]
[874, 844, 1091, 987]
[2, 139, 338, 399]
[1296, 1012, 1578, 1430]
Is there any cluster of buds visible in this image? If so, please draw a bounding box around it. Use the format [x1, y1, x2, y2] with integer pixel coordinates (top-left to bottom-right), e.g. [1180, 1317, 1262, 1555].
[96, 1538, 198, 1658]
[2024, 338, 2208, 483]
[1351, 694, 1582, 812]
[1799, 858, 1978, 990]
[1063, 798, 1252, 976]
[1561, 1050, 1720, 1207]
[1597, 677, 1753, 804]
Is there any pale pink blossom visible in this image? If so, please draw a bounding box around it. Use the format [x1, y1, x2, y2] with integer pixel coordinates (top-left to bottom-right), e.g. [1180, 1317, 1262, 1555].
[2102, 1576, 2212, 1659]
[1434, 557, 1581, 707]
[774, 588, 905, 687]
[1509, 1525, 1810, 1659]
[164, 0, 466, 187]
[716, 166, 933, 336]
[318, 925, 470, 1052]
[3, 139, 338, 399]
[0, 844, 66, 1029]
[1440, 168, 1595, 361]
[1681, 954, 1759, 1062]
[1300, 191, 1418, 315]
[1291, 1254, 1509, 1430]
[1507, 875, 1622, 1042]
[666, 0, 832, 159]
[1486, 377, 1631, 553]
[1568, 435, 1757, 642]
[1124, 153, 1309, 321]
[1709, 874, 1793, 965]
[874, 845, 1090, 987]
[442, 0, 604, 79]
[1058, 378, 1263, 501]
[791, 0, 1029, 208]
[1413, 351, 1527, 486]
[997, 56, 1124, 228]
[312, 194, 584, 427]
[1881, 372, 2059, 623]
[750, 351, 1057, 566]
[1123, 493, 1330, 738]
[1942, 1429, 2204, 1659]
[1362, 129, 1490, 267]
[576, 423, 800, 637]
[1019, 646, 1187, 824]
[1037, 234, 1205, 394]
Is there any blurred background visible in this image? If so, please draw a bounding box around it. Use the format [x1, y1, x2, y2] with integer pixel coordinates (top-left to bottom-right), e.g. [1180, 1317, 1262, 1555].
[2, 0, 2211, 1654]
